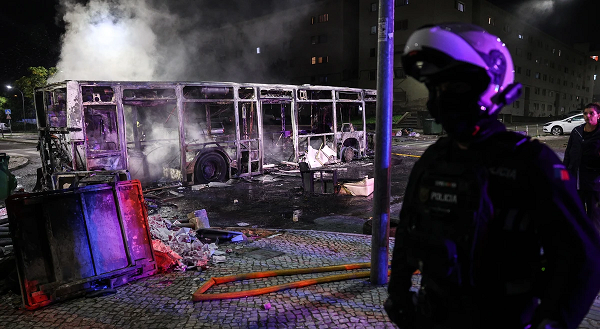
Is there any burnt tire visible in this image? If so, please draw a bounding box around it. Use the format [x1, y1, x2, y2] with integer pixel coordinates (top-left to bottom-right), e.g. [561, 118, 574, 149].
[341, 147, 354, 162]
[194, 153, 228, 184]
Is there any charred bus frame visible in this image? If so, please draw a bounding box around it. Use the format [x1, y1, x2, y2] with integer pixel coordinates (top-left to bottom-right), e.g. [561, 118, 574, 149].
[34, 80, 376, 189]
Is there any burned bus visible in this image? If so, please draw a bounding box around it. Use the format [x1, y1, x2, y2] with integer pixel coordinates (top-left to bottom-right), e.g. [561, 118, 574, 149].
[34, 80, 376, 189]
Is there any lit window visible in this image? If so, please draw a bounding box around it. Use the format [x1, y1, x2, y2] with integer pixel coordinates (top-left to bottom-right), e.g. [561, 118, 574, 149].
[456, 1, 465, 12]
[518, 34, 524, 39]
[370, 26, 377, 34]
[558, 50, 561, 56]
[595, 74, 597, 80]
[318, 57, 323, 64]
[311, 17, 315, 25]
[592, 56, 598, 61]
[488, 17, 494, 25]
[256, 47, 261, 54]
[318, 14, 329, 23]
[311, 57, 316, 65]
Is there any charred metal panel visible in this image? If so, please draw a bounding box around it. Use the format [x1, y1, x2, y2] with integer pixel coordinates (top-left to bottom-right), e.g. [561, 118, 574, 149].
[5, 180, 156, 310]
[337, 91, 361, 100]
[298, 89, 333, 100]
[87, 155, 124, 171]
[122, 88, 176, 100]
[81, 85, 115, 103]
[259, 88, 293, 99]
[182, 86, 234, 99]
[122, 86, 180, 183]
[67, 81, 84, 141]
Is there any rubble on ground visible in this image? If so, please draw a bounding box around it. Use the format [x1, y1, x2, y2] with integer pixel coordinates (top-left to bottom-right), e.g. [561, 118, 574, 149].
[147, 214, 218, 272]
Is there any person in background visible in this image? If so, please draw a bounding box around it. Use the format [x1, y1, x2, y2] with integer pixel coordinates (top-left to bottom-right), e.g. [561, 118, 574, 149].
[384, 23, 600, 329]
[563, 102, 600, 232]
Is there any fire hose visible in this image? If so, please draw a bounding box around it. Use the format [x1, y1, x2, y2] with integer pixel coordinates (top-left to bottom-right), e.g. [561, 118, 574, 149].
[192, 262, 390, 302]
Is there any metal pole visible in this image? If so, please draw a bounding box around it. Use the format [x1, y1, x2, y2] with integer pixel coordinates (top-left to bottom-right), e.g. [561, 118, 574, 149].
[371, 0, 394, 285]
[18, 88, 25, 131]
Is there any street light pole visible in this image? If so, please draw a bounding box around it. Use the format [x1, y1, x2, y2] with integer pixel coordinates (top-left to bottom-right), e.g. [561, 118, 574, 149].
[6, 85, 25, 131]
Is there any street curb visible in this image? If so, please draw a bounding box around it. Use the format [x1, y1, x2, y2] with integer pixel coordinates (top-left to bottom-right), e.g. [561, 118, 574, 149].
[8, 157, 29, 171]
[0, 138, 37, 145]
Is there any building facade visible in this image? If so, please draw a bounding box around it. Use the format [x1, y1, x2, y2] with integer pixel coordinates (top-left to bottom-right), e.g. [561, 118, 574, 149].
[358, 0, 595, 117]
[206, 0, 596, 118]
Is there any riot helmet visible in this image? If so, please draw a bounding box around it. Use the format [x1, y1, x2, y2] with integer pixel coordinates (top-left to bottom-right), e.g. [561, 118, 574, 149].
[401, 23, 521, 138]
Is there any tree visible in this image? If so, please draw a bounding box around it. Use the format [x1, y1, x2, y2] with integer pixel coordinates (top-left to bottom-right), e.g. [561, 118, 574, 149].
[0, 96, 7, 109]
[15, 66, 57, 99]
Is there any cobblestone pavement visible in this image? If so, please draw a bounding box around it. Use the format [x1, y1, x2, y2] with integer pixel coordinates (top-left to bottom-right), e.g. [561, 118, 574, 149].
[0, 230, 398, 329]
[1, 229, 600, 328]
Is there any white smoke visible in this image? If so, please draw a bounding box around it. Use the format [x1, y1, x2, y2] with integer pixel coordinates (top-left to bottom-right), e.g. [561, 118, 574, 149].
[51, 0, 175, 81]
[50, 0, 311, 84]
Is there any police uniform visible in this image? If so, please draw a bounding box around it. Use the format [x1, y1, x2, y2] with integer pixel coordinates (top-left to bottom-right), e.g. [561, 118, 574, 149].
[387, 119, 600, 328]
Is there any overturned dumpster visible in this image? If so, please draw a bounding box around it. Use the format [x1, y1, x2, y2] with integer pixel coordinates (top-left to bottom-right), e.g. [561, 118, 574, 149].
[5, 180, 157, 310]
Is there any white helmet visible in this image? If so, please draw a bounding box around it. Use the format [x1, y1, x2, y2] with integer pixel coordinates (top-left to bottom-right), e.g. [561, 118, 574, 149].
[401, 23, 521, 116]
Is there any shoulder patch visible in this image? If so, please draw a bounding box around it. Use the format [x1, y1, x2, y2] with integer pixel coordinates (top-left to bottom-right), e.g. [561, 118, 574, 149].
[553, 164, 570, 181]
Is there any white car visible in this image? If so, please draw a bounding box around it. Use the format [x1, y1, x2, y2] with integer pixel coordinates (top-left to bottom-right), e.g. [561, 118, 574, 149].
[542, 114, 584, 135]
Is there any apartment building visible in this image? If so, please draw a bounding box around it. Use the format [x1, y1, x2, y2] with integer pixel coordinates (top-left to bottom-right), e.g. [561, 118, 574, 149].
[359, 0, 595, 117]
[205, 0, 595, 118]
[200, 0, 360, 88]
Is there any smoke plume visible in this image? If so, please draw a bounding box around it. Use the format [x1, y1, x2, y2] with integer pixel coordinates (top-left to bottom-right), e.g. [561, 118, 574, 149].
[50, 0, 310, 84]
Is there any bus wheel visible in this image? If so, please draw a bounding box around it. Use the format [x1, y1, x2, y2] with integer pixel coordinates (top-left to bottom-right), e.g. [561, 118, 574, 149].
[341, 147, 354, 162]
[195, 153, 228, 183]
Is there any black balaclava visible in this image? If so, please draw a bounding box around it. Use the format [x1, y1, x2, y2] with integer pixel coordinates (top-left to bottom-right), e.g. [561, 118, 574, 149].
[426, 74, 491, 142]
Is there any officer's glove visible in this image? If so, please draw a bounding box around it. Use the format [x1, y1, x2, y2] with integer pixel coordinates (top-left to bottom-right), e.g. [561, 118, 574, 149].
[384, 297, 415, 329]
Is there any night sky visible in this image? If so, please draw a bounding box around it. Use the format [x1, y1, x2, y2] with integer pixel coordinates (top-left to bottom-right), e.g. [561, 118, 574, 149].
[0, 0, 597, 86]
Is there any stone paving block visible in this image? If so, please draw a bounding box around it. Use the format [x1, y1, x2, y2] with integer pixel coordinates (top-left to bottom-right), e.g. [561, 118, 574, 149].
[1, 230, 598, 328]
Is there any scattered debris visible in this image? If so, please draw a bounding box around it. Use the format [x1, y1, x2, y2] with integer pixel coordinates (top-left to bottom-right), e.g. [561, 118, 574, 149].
[263, 302, 272, 310]
[191, 184, 207, 191]
[237, 222, 250, 227]
[196, 228, 246, 243]
[187, 209, 210, 230]
[304, 145, 337, 168]
[212, 255, 226, 263]
[148, 214, 217, 271]
[281, 161, 299, 167]
[340, 176, 375, 196]
[208, 181, 232, 188]
[292, 210, 301, 222]
[252, 175, 281, 183]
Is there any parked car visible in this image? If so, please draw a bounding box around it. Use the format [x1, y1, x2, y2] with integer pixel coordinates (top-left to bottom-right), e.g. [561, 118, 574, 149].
[0, 123, 11, 133]
[542, 113, 585, 135]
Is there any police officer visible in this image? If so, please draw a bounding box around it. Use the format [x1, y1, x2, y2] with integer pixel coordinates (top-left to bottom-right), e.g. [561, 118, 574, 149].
[385, 23, 600, 329]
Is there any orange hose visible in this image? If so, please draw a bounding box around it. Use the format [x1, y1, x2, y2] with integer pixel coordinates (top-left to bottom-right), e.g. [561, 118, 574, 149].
[192, 262, 390, 302]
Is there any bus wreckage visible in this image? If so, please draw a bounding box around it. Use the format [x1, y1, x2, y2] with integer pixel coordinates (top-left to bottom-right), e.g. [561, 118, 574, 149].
[33, 81, 376, 189]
